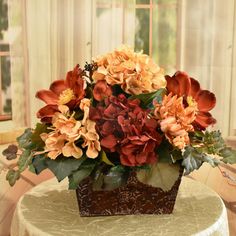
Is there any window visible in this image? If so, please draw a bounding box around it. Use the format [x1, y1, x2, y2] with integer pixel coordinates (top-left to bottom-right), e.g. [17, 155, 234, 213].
[93, 0, 177, 73]
[0, 0, 12, 121]
[0, 0, 28, 135]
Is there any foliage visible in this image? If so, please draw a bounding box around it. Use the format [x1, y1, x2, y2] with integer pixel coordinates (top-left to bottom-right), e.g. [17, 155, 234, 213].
[2, 144, 18, 160]
[182, 131, 236, 175]
[129, 88, 166, 108]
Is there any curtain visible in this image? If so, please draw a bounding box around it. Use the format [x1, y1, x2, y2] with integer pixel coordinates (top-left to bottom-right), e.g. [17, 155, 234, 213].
[25, 0, 93, 125]
[178, 0, 236, 137]
[91, 0, 135, 56]
[24, 0, 135, 126]
[0, 0, 28, 132]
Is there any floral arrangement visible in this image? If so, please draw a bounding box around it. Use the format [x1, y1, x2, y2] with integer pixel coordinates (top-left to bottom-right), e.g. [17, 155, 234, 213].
[3, 46, 236, 190]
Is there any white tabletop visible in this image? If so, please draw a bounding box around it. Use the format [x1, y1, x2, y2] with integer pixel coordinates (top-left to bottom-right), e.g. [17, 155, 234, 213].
[11, 177, 229, 236]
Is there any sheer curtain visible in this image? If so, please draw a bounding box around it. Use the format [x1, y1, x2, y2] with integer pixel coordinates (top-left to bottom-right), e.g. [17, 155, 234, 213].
[178, 0, 236, 137]
[25, 0, 93, 125]
[22, 0, 135, 126]
[91, 0, 135, 56]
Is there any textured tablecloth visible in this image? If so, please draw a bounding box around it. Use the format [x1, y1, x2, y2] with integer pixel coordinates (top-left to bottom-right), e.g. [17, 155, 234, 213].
[11, 177, 229, 236]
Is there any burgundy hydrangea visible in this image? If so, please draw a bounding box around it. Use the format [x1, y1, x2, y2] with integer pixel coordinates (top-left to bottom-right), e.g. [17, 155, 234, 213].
[89, 94, 162, 166]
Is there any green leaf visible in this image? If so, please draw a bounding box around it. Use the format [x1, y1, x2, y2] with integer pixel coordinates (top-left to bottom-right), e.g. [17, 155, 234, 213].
[92, 168, 105, 191]
[112, 84, 129, 97]
[32, 154, 48, 174]
[220, 148, 236, 164]
[28, 164, 36, 174]
[182, 146, 203, 175]
[103, 165, 128, 190]
[17, 150, 33, 172]
[31, 123, 48, 150]
[17, 128, 35, 149]
[2, 144, 18, 160]
[6, 169, 20, 186]
[101, 151, 114, 166]
[137, 163, 181, 191]
[68, 168, 94, 189]
[202, 154, 220, 167]
[46, 156, 86, 181]
[129, 88, 166, 108]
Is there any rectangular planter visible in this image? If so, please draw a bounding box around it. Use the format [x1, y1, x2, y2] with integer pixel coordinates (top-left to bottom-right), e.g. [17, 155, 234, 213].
[76, 167, 183, 216]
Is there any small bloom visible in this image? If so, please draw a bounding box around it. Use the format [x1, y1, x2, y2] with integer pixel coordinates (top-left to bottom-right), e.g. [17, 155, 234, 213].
[80, 99, 101, 158]
[93, 80, 112, 101]
[40, 132, 66, 159]
[62, 142, 83, 159]
[154, 94, 197, 149]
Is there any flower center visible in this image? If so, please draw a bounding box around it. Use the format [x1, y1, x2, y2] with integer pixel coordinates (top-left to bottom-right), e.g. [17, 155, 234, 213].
[58, 89, 75, 105]
[187, 96, 198, 109]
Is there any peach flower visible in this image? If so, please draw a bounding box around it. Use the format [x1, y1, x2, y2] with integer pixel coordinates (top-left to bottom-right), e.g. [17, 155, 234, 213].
[40, 132, 66, 159]
[52, 105, 81, 142]
[41, 102, 101, 160]
[92, 46, 166, 95]
[80, 99, 101, 158]
[154, 94, 197, 149]
[62, 142, 83, 159]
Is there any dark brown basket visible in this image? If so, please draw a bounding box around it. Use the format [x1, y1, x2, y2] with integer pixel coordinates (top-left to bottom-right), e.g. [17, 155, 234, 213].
[76, 167, 183, 216]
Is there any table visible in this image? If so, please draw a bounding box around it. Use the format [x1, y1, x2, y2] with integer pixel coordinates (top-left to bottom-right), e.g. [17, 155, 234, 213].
[11, 177, 229, 236]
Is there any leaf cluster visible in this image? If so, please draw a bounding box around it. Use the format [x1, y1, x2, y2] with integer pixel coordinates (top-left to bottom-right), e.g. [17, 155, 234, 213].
[182, 131, 236, 175]
[2, 123, 49, 186]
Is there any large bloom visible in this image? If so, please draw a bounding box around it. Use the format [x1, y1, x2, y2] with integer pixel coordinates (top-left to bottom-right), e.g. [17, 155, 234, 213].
[154, 94, 197, 149]
[92, 46, 166, 95]
[165, 71, 216, 129]
[90, 94, 162, 166]
[36, 65, 86, 122]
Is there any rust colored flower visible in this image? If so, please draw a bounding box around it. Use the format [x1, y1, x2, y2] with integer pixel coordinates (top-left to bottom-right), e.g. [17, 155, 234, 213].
[36, 65, 86, 122]
[165, 71, 216, 129]
[154, 94, 197, 149]
[92, 46, 166, 95]
[93, 80, 112, 101]
[90, 94, 162, 166]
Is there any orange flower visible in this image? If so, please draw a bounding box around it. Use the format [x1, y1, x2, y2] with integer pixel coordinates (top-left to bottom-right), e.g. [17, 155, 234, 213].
[154, 94, 197, 149]
[52, 106, 81, 142]
[40, 132, 66, 159]
[62, 142, 83, 159]
[165, 71, 216, 129]
[80, 99, 101, 158]
[93, 46, 166, 95]
[36, 65, 86, 122]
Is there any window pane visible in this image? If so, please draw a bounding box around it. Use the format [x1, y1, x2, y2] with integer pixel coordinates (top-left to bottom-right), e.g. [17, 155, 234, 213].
[136, 0, 150, 4]
[1, 55, 12, 116]
[135, 8, 150, 54]
[0, 0, 12, 120]
[152, 0, 177, 73]
[0, 44, 9, 51]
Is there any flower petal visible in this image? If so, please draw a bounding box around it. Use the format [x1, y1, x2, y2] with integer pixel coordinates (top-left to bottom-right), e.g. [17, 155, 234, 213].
[194, 111, 216, 129]
[195, 90, 216, 112]
[189, 78, 201, 97]
[37, 105, 58, 122]
[101, 134, 117, 150]
[93, 80, 112, 101]
[165, 75, 180, 95]
[36, 90, 58, 105]
[49, 80, 68, 96]
[174, 71, 191, 96]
